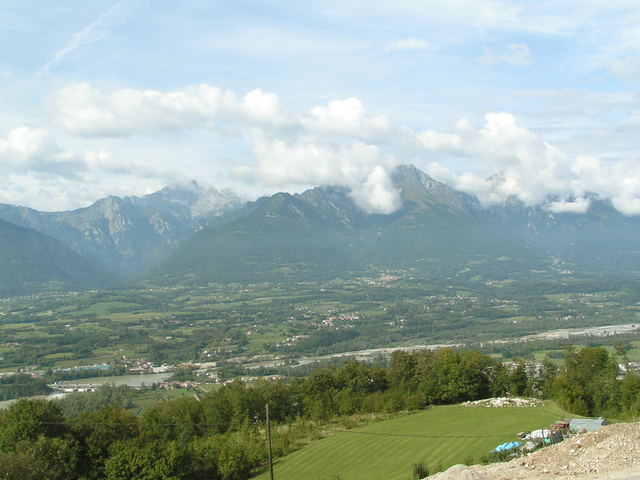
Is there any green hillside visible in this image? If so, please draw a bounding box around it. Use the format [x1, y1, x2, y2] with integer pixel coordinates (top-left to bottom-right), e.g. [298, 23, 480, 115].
[252, 402, 570, 480]
[0, 219, 120, 297]
[145, 192, 364, 285]
[145, 172, 548, 285]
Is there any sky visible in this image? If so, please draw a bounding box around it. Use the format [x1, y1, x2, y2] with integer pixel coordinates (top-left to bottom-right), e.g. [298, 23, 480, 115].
[2, 1, 640, 215]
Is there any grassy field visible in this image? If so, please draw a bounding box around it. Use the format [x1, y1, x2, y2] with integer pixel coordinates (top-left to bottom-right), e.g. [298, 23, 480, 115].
[252, 401, 571, 480]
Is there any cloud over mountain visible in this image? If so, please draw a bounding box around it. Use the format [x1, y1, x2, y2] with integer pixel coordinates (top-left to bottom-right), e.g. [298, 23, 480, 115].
[419, 112, 640, 215]
[48, 83, 640, 216]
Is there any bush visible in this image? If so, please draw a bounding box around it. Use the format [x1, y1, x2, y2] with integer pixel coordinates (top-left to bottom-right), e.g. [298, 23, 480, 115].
[412, 461, 429, 479]
[479, 448, 518, 465]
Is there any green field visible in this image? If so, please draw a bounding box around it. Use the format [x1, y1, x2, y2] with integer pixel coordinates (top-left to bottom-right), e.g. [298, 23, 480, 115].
[252, 402, 571, 480]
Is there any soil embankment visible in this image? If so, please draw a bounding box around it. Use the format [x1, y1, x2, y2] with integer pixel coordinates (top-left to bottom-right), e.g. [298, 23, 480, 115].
[433, 422, 640, 480]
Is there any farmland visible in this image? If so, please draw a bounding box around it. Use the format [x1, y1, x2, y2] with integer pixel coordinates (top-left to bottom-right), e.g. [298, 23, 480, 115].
[2, 272, 640, 383]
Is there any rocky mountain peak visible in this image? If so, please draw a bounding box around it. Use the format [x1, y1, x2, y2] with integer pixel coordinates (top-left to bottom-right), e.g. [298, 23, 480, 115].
[391, 164, 482, 213]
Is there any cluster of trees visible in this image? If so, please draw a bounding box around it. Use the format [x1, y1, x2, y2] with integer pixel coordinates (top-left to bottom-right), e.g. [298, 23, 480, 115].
[0, 397, 266, 480]
[0, 374, 51, 401]
[1, 345, 639, 478]
[549, 344, 640, 417]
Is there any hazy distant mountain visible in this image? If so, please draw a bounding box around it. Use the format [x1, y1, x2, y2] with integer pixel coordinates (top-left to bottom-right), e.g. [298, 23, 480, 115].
[5, 165, 640, 290]
[491, 197, 640, 272]
[143, 166, 549, 285]
[0, 182, 244, 277]
[144, 191, 365, 285]
[0, 219, 119, 297]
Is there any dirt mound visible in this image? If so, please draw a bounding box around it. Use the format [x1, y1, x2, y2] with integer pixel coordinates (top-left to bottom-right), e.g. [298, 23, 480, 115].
[434, 465, 488, 480]
[472, 422, 640, 479]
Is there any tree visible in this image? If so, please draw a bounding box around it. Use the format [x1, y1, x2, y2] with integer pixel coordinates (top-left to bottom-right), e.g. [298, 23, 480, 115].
[72, 404, 139, 480]
[0, 399, 66, 452]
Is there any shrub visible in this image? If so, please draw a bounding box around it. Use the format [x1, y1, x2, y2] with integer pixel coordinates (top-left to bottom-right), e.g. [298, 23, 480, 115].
[412, 461, 429, 479]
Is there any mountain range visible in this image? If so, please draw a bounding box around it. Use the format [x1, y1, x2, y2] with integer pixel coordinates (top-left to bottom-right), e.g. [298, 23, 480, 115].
[1, 165, 639, 296]
[0, 182, 243, 277]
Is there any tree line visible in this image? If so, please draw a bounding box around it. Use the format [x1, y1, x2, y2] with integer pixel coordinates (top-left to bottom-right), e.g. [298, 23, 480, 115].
[1, 345, 638, 479]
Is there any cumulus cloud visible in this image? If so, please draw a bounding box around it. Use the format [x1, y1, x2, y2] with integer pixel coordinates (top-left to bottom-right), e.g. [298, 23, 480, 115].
[384, 37, 433, 52]
[0, 126, 176, 184]
[52, 83, 292, 137]
[547, 197, 591, 214]
[0, 126, 85, 179]
[301, 98, 393, 141]
[350, 166, 402, 214]
[419, 113, 640, 216]
[477, 43, 533, 66]
[49, 81, 640, 216]
[52, 84, 402, 214]
[232, 135, 400, 214]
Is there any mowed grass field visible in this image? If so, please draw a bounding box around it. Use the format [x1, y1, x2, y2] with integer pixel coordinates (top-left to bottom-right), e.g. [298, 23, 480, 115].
[252, 401, 571, 480]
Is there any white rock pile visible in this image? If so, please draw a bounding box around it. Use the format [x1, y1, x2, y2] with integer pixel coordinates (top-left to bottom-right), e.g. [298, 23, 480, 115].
[462, 397, 544, 408]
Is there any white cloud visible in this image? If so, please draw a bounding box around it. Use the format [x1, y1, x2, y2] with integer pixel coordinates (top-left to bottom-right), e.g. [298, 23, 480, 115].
[51, 83, 292, 137]
[419, 112, 640, 216]
[384, 37, 433, 52]
[0, 126, 177, 185]
[477, 44, 533, 67]
[350, 166, 402, 214]
[0, 126, 84, 179]
[232, 135, 400, 214]
[302, 98, 393, 141]
[416, 130, 463, 151]
[47, 81, 640, 217]
[52, 83, 398, 144]
[547, 197, 591, 214]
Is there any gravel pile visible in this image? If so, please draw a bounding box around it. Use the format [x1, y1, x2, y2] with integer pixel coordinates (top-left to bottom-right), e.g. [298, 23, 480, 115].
[472, 422, 640, 479]
[462, 397, 544, 408]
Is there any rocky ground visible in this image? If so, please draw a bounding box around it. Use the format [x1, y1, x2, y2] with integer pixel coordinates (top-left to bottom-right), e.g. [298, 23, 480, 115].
[432, 422, 640, 480]
[462, 398, 544, 408]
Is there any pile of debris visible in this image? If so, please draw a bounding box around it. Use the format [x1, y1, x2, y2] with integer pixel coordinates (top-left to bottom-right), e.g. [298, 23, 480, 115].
[462, 397, 544, 408]
[475, 422, 640, 479]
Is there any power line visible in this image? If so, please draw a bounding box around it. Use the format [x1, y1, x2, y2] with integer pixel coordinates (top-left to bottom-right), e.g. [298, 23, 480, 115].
[317, 429, 513, 439]
[0, 420, 519, 439]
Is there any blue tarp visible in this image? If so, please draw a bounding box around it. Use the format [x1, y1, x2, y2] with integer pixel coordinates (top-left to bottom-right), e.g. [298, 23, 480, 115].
[491, 441, 522, 452]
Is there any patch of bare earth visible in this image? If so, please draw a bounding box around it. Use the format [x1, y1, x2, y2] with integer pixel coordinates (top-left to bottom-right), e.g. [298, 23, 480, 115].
[433, 422, 640, 480]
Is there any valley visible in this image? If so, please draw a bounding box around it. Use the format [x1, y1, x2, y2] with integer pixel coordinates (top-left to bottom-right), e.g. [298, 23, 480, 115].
[2, 165, 640, 479]
[2, 269, 640, 390]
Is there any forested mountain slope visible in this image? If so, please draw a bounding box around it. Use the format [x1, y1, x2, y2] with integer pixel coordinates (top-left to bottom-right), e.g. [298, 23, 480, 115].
[0, 219, 119, 297]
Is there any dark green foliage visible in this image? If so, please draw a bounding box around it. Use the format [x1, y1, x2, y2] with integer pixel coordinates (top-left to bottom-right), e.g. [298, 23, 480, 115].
[412, 461, 429, 479]
[59, 385, 136, 418]
[104, 438, 192, 480]
[0, 398, 67, 451]
[550, 344, 620, 416]
[479, 447, 519, 465]
[620, 373, 640, 415]
[388, 349, 494, 408]
[0, 374, 52, 401]
[72, 405, 139, 479]
[0, 437, 80, 480]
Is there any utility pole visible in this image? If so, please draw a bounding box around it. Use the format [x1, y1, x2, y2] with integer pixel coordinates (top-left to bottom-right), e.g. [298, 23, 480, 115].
[266, 403, 274, 480]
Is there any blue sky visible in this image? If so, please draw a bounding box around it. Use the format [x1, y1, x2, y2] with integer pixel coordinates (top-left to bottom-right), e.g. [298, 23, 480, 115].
[2, 1, 640, 214]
